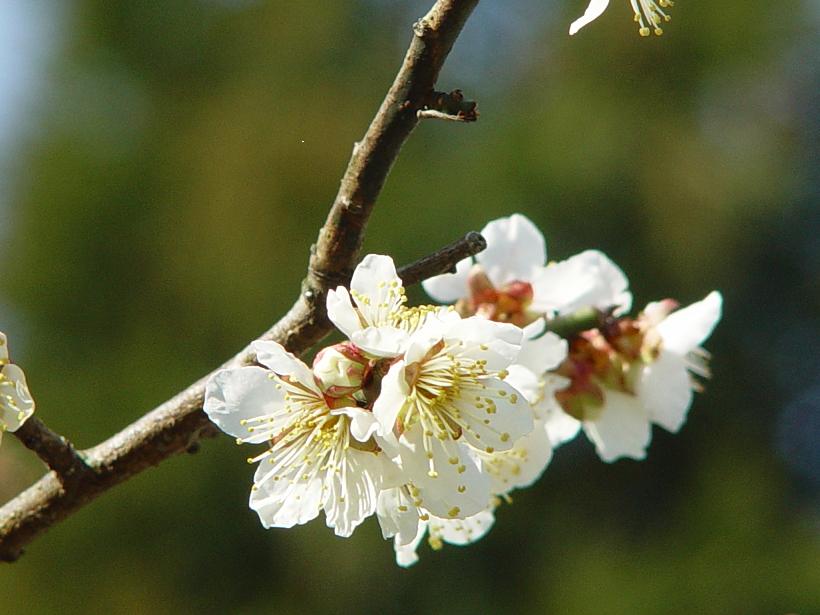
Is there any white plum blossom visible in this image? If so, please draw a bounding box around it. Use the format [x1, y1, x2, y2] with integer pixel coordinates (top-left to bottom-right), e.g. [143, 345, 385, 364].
[327, 254, 450, 358]
[569, 0, 675, 37]
[555, 291, 723, 462]
[204, 340, 398, 537]
[0, 332, 35, 445]
[373, 323, 562, 566]
[373, 316, 531, 519]
[423, 214, 628, 450]
[423, 213, 631, 323]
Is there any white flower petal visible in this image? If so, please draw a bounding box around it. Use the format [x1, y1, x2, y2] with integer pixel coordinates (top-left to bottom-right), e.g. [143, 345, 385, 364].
[395, 519, 428, 568]
[569, 0, 611, 35]
[531, 249, 631, 315]
[400, 427, 491, 519]
[542, 402, 582, 446]
[350, 326, 410, 358]
[482, 418, 553, 493]
[0, 364, 35, 432]
[584, 390, 651, 462]
[435, 507, 495, 546]
[639, 352, 694, 433]
[351, 253, 401, 296]
[372, 360, 410, 435]
[656, 291, 722, 356]
[250, 462, 324, 529]
[252, 341, 318, 393]
[457, 378, 534, 453]
[504, 365, 541, 406]
[322, 448, 384, 537]
[445, 317, 523, 371]
[326, 287, 362, 339]
[422, 257, 472, 304]
[377, 487, 421, 544]
[404, 321, 447, 364]
[203, 367, 286, 444]
[477, 214, 546, 287]
[350, 254, 405, 327]
[516, 330, 568, 374]
[0, 332, 9, 363]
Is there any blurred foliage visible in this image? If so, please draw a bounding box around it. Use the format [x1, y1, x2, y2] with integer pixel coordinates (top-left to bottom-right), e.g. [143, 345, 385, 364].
[1, 1, 818, 613]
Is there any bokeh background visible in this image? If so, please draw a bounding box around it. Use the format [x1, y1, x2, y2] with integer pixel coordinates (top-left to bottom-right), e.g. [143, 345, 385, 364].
[1, 1, 818, 613]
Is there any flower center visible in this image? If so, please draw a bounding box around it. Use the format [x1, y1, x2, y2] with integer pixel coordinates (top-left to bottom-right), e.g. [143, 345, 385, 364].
[350, 279, 407, 327]
[398, 342, 514, 479]
[553, 316, 655, 420]
[239, 375, 353, 488]
[390, 304, 448, 333]
[456, 266, 537, 327]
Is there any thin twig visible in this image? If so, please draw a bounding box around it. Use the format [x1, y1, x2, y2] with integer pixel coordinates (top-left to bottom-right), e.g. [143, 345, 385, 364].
[10, 418, 91, 482]
[1, 229, 485, 562]
[398, 230, 484, 285]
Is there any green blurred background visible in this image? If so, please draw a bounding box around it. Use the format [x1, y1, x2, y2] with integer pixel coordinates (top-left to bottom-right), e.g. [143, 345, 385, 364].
[1, 1, 818, 613]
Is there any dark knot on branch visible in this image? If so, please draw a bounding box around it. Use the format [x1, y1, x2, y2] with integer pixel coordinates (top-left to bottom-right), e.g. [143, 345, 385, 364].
[418, 89, 478, 122]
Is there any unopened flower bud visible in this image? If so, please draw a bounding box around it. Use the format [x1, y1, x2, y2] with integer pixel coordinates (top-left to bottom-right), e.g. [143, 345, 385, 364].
[313, 342, 370, 397]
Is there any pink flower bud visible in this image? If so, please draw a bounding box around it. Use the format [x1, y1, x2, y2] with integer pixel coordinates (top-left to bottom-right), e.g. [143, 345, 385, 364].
[312, 343, 370, 397]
